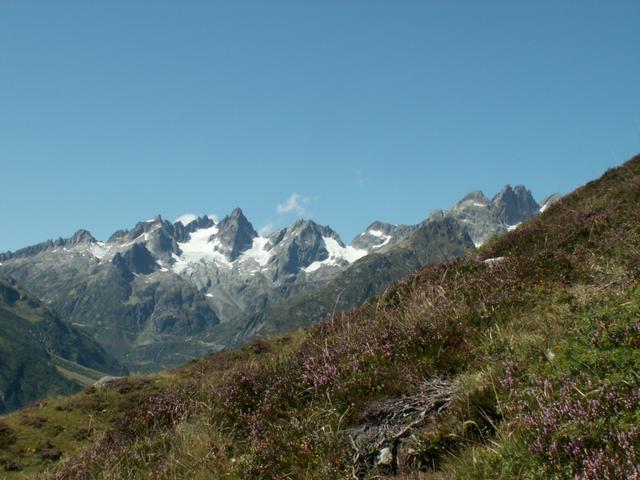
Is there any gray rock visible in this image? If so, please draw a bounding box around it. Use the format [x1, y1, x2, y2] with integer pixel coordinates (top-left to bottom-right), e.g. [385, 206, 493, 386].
[540, 193, 562, 212]
[376, 447, 393, 466]
[351, 221, 417, 251]
[94, 376, 121, 388]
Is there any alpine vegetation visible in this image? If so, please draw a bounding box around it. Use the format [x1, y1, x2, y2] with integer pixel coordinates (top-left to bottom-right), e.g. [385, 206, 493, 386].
[1, 156, 637, 478]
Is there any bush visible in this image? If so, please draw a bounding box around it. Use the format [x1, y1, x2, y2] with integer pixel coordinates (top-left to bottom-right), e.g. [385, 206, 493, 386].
[0, 420, 17, 448]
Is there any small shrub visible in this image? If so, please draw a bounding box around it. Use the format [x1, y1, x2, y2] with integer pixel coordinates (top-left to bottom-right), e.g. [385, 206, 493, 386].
[4, 460, 22, 472]
[73, 427, 93, 441]
[20, 415, 47, 429]
[0, 420, 17, 448]
[40, 448, 63, 461]
[405, 430, 458, 471]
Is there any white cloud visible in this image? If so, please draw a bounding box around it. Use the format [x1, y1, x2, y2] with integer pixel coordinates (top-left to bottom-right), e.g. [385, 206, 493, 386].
[277, 193, 312, 216]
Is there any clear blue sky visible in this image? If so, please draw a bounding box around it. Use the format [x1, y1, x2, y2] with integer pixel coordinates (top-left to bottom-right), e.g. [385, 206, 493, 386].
[1, 1, 639, 251]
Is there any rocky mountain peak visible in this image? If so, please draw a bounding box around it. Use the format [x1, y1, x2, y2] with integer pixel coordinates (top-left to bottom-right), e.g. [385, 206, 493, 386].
[287, 219, 340, 242]
[424, 209, 446, 223]
[185, 215, 215, 232]
[228, 207, 246, 220]
[462, 190, 489, 203]
[351, 221, 395, 251]
[491, 184, 539, 225]
[264, 220, 342, 277]
[211, 208, 258, 261]
[366, 221, 396, 234]
[107, 215, 165, 243]
[112, 243, 157, 276]
[455, 190, 489, 207]
[173, 215, 216, 243]
[67, 229, 96, 245]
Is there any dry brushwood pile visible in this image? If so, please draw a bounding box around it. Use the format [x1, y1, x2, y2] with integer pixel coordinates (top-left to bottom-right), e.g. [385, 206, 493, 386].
[347, 377, 457, 476]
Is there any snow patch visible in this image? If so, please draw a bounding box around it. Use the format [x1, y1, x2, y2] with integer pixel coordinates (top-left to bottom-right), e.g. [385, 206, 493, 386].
[507, 223, 521, 232]
[472, 202, 487, 207]
[371, 235, 392, 250]
[304, 237, 368, 273]
[89, 242, 109, 259]
[238, 237, 272, 267]
[540, 203, 550, 213]
[303, 261, 324, 273]
[173, 224, 231, 273]
[325, 237, 368, 263]
[368, 229, 385, 238]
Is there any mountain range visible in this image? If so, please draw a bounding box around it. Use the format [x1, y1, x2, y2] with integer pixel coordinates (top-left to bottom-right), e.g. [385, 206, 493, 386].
[0, 156, 635, 479]
[0, 185, 558, 374]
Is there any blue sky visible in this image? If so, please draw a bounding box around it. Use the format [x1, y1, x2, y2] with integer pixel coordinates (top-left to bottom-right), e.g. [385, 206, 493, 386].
[1, 1, 639, 251]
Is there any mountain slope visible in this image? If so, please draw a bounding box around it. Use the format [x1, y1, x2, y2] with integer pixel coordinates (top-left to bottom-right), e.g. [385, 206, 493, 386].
[0, 156, 634, 478]
[0, 277, 127, 414]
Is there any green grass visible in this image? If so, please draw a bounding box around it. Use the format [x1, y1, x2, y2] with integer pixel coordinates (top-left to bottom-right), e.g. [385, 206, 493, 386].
[0, 375, 177, 477]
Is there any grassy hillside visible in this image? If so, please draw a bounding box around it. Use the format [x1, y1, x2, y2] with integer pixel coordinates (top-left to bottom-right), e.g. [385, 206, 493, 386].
[0, 277, 127, 414]
[2, 155, 639, 479]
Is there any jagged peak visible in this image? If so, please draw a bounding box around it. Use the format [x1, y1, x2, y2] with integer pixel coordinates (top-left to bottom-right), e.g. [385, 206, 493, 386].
[68, 229, 96, 245]
[210, 208, 258, 261]
[456, 190, 489, 207]
[217, 208, 256, 234]
[425, 209, 446, 222]
[491, 184, 536, 204]
[287, 219, 341, 242]
[491, 184, 540, 225]
[228, 207, 246, 219]
[289, 218, 322, 231]
[145, 214, 163, 223]
[174, 214, 199, 226]
[107, 215, 170, 244]
[495, 183, 514, 194]
[365, 220, 395, 232]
